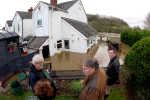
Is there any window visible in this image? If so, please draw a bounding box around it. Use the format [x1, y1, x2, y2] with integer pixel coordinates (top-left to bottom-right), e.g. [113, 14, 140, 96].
[37, 13, 42, 26]
[18, 22, 20, 32]
[13, 24, 15, 32]
[57, 40, 62, 50]
[87, 39, 90, 47]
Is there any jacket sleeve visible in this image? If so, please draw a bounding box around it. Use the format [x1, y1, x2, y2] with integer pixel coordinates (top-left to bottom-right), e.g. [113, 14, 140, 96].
[30, 72, 37, 90]
[86, 89, 101, 100]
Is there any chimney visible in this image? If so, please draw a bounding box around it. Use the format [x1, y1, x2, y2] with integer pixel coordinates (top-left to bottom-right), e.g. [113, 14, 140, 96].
[51, 0, 57, 6]
[28, 7, 33, 13]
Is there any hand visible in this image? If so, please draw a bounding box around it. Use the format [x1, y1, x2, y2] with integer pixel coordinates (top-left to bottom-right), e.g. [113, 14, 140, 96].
[81, 80, 84, 85]
[46, 69, 49, 74]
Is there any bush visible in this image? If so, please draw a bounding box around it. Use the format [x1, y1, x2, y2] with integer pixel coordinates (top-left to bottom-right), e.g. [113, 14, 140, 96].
[124, 37, 150, 99]
[69, 79, 83, 97]
[121, 29, 143, 46]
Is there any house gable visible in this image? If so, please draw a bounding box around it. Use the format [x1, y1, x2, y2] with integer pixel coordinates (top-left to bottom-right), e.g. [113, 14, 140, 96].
[6, 20, 13, 27]
[16, 11, 32, 19]
[61, 17, 99, 38]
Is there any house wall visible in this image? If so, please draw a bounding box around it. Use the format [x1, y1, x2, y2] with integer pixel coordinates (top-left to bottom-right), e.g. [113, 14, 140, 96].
[23, 19, 33, 38]
[32, 3, 49, 36]
[62, 19, 87, 53]
[12, 12, 33, 39]
[5, 24, 13, 32]
[12, 13, 22, 37]
[67, 0, 87, 23]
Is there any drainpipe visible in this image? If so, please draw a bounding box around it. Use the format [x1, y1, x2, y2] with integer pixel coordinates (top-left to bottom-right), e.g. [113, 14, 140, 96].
[22, 18, 24, 40]
[48, 7, 53, 56]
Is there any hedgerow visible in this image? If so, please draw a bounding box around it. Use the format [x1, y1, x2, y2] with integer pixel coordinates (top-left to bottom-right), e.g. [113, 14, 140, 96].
[124, 37, 150, 99]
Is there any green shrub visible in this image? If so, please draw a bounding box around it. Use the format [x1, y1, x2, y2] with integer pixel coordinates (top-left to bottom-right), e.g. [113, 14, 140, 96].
[69, 79, 83, 97]
[121, 29, 143, 46]
[124, 37, 150, 99]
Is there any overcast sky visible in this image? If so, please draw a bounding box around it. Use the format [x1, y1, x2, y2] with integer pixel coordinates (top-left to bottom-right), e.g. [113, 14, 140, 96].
[0, 0, 150, 29]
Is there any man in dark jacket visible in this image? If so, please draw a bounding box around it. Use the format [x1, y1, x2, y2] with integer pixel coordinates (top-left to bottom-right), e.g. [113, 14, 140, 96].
[105, 47, 120, 99]
[29, 54, 52, 92]
[79, 58, 107, 100]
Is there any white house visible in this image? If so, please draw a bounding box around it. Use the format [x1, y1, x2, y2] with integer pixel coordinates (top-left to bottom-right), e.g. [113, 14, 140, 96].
[5, 20, 13, 32]
[12, 8, 33, 40]
[29, 0, 99, 57]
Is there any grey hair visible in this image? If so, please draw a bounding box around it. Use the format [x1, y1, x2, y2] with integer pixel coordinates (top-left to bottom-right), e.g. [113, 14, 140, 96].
[83, 58, 99, 70]
[32, 54, 44, 65]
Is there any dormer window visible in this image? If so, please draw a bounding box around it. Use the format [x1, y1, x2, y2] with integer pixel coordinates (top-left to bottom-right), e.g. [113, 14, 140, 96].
[37, 13, 42, 26]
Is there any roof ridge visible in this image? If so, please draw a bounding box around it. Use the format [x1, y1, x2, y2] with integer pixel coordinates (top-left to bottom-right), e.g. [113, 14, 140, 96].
[58, 0, 78, 5]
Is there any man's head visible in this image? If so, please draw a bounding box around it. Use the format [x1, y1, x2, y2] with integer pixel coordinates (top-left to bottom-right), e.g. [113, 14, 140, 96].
[32, 54, 44, 70]
[82, 58, 99, 76]
[109, 47, 117, 59]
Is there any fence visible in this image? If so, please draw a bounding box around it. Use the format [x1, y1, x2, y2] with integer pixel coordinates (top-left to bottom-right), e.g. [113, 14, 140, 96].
[49, 65, 124, 80]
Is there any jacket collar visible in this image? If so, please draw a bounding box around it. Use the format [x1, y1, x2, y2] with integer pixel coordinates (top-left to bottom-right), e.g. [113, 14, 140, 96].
[84, 69, 100, 85]
[30, 64, 42, 78]
[110, 56, 117, 63]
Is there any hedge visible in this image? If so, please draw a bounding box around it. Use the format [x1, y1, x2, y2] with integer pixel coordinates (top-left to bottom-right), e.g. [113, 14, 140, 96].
[124, 37, 150, 99]
[121, 29, 150, 46]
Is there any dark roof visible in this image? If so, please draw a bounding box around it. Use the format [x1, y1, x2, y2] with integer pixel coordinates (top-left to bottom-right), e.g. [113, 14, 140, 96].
[28, 37, 49, 49]
[58, 0, 78, 10]
[0, 32, 19, 40]
[24, 36, 33, 41]
[16, 11, 32, 19]
[6, 20, 13, 27]
[2, 27, 5, 30]
[62, 17, 99, 38]
[40, 0, 78, 10]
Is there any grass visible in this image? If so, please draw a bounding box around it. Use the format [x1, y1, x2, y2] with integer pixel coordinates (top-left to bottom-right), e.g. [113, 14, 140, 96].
[107, 88, 126, 100]
[0, 91, 34, 100]
[0, 89, 127, 100]
[0, 91, 79, 100]
[55, 96, 79, 100]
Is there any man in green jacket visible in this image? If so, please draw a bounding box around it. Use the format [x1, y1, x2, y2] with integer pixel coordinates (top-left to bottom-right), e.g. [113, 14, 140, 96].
[79, 58, 107, 100]
[29, 54, 52, 92]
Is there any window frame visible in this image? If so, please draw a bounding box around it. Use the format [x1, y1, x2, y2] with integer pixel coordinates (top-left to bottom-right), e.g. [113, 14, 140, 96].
[37, 12, 42, 27]
[57, 40, 62, 50]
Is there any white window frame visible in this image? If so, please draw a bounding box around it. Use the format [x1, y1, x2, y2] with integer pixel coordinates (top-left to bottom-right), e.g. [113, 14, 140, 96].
[57, 40, 62, 50]
[64, 39, 70, 50]
[37, 12, 42, 27]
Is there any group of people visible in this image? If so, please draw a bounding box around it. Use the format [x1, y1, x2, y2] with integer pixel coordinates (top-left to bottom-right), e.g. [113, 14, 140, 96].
[28, 47, 120, 100]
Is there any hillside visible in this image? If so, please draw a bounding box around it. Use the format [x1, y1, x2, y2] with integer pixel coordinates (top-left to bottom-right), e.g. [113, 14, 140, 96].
[87, 14, 130, 33]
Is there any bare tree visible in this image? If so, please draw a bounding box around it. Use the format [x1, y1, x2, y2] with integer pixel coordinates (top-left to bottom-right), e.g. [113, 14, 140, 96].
[143, 12, 150, 29]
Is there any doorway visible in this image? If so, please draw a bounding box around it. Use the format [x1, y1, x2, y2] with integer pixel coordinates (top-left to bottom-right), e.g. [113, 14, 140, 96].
[42, 45, 50, 58]
[64, 40, 70, 49]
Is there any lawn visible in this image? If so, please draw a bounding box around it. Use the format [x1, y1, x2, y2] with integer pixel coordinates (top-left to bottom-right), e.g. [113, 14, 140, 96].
[0, 88, 126, 100]
[107, 88, 126, 100]
[0, 91, 79, 100]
